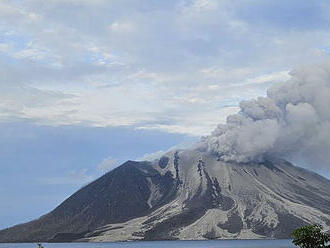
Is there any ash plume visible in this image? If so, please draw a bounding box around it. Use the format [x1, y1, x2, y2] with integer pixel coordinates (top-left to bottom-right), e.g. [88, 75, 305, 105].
[204, 62, 330, 170]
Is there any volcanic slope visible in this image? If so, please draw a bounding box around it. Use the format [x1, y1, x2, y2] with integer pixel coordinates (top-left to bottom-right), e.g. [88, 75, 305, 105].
[0, 150, 329, 242]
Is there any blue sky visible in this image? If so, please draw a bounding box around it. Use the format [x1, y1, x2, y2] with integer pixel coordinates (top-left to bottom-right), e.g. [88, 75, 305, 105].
[0, 122, 195, 229]
[0, 0, 330, 229]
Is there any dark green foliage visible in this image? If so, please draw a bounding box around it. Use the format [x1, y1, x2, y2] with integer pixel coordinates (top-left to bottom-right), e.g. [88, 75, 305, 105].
[292, 224, 330, 248]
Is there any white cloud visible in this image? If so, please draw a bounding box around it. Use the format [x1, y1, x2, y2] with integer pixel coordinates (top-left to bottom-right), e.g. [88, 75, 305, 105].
[110, 21, 135, 33]
[137, 140, 197, 161]
[97, 158, 119, 173]
[137, 106, 240, 136]
[0, 0, 330, 136]
[137, 150, 166, 161]
[244, 71, 290, 85]
[14, 48, 47, 61]
[0, 43, 12, 53]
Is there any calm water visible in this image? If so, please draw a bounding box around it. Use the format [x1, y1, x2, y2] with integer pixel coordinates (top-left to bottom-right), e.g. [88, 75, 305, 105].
[0, 240, 295, 248]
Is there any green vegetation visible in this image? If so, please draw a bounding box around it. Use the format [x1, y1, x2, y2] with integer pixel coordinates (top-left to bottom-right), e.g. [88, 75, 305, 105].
[292, 224, 329, 248]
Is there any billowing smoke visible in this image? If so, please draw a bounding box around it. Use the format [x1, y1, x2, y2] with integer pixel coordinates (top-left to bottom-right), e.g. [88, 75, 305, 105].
[205, 63, 330, 169]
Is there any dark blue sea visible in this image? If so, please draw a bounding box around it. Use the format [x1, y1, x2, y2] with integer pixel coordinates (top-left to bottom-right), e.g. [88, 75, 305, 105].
[0, 240, 295, 248]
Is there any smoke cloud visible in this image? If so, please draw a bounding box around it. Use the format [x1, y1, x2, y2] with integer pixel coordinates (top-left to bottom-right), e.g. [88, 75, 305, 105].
[205, 62, 330, 170]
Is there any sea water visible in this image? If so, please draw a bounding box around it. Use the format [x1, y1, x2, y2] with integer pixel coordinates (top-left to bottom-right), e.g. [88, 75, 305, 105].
[0, 240, 295, 248]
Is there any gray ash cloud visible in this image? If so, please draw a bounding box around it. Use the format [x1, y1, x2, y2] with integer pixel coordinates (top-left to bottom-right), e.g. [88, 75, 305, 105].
[204, 62, 330, 170]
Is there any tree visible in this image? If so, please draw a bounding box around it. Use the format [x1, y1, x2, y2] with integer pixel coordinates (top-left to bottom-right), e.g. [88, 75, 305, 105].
[292, 224, 329, 248]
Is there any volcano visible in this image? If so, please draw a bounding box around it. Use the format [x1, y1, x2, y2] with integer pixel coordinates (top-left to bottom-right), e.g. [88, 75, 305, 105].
[0, 149, 329, 242]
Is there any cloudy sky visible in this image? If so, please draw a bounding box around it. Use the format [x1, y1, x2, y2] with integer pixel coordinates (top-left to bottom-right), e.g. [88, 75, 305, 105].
[1, 0, 330, 229]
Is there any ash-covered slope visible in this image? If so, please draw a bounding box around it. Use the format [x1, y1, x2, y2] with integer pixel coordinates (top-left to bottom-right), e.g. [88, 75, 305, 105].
[1, 150, 330, 242]
[0, 161, 177, 242]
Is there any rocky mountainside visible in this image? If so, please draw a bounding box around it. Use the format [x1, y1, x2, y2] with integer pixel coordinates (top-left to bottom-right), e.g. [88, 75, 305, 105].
[0, 149, 330, 242]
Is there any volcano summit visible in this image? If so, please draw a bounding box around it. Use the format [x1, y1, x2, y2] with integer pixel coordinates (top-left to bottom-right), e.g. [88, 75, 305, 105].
[0, 149, 329, 242]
